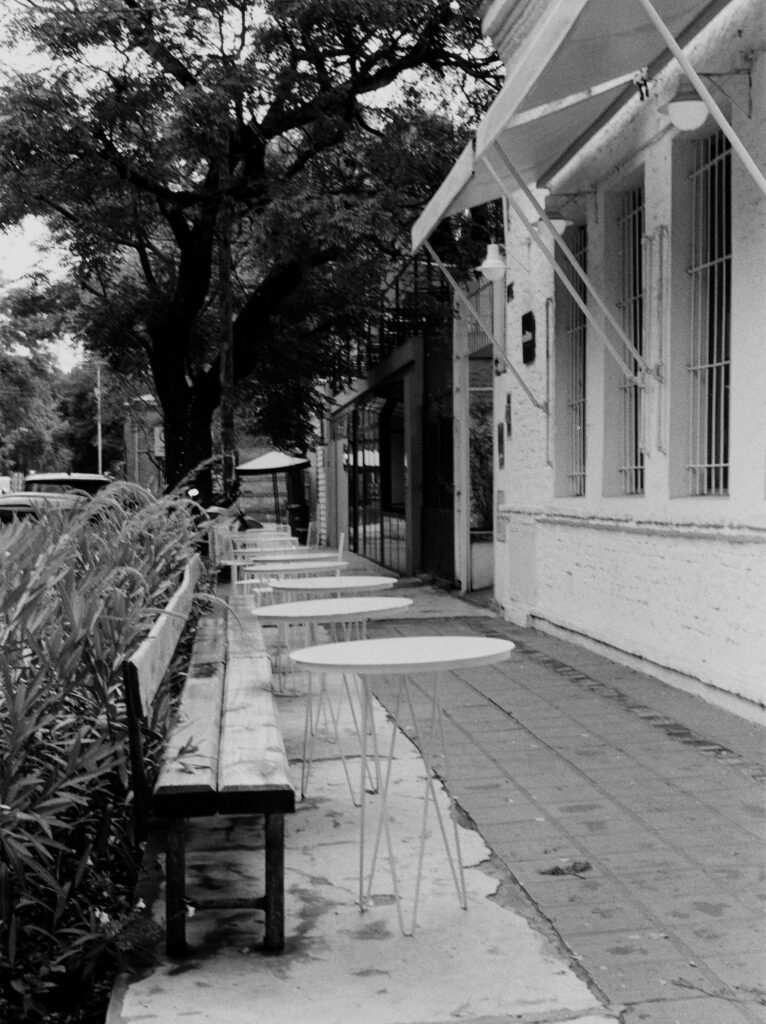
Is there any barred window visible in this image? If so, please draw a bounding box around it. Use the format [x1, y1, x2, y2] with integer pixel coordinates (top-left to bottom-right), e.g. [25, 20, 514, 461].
[467, 278, 494, 354]
[617, 186, 645, 494]
[561, 226, 588, 496]
[688, 132, 731, 496]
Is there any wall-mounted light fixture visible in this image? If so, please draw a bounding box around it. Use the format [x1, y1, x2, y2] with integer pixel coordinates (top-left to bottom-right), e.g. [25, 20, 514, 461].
[477, 243, 507, 283]
[660, 81, 709, 131]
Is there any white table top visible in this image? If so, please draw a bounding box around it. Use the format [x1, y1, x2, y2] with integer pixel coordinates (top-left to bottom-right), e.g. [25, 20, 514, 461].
[243, 549, 343, 563]
[290, 635, 515, 674]
[232, 540, 299, 551]
[256, 596, 413, 623]
[241, 560, 348, 576]
[269, 575, 397, 593]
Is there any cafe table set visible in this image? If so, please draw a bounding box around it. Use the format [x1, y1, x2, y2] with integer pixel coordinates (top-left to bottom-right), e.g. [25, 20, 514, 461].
[232, 541, 515, 936]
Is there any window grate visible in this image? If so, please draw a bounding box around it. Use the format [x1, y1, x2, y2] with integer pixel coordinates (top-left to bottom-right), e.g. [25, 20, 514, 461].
[688, 132, 731, 496]
[563, 226, 588, 496]
[617, 186, 645, 495]
[467, 279, 494, 353]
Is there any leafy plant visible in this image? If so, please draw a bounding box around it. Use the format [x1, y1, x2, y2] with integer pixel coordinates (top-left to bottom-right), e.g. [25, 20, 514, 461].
[0, 484, 203, 1022]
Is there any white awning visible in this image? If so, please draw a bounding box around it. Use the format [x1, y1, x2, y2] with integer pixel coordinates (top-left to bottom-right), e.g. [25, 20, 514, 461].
[412, 0, 731, 251]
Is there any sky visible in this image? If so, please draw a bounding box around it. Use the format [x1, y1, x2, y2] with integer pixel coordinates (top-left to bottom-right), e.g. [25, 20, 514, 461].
[0, 217, 56, 283]
[0, 219, 83, 372]
[0, 10, 82, 370]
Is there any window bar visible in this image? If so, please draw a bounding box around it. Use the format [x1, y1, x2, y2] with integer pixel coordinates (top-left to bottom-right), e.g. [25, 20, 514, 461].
[640, 228, 652, 458]
[617, 186, 645, 494]
[654, 224, 669, 453]
[688, 133, 731, 496]
[564, 227, 587, 496]
[690, 136, 702, 495]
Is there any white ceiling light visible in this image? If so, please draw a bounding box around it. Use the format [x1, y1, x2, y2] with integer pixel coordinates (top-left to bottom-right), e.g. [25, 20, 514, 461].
[477, 243, 507, 282]
[662, 81, 709, 131]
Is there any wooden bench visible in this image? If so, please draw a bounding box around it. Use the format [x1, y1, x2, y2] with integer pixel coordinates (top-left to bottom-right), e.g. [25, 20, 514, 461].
[123, 555, 296, 957]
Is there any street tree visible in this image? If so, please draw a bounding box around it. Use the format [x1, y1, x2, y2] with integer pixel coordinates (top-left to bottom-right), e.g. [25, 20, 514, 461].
[0, 0, 500, 495]
[0, 284, 70, 473]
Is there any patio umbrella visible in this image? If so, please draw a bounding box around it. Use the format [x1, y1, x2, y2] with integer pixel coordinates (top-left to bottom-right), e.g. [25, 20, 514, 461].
[235, 451, 310, 525]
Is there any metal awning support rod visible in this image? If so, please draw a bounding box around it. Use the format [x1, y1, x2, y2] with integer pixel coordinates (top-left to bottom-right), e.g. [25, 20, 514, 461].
[490, 142, 653, 378]
[423, 241, 548, 413]
[636, 0, 766, 199]
[482, 150, 642, 385]
[507, 71, 639, 129]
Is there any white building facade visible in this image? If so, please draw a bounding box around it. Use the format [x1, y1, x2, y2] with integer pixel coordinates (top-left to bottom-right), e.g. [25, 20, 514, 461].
[415, 0, 766, 722]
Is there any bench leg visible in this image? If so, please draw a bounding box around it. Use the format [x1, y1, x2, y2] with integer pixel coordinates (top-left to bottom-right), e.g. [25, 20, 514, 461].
[166, 817, 188, 957]
[264, 814, 285, 952]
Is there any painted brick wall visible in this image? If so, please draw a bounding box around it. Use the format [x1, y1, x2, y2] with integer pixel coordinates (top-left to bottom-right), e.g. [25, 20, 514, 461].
[534, 519, 766, 707]
[491, 1, 766, 715]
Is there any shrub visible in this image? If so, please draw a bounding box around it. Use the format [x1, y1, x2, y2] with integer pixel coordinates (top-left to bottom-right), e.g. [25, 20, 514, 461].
[0, 485, 202, 1022]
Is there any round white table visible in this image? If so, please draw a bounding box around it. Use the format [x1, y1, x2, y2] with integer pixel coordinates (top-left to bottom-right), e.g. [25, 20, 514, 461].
[235, 560, 347, 607]
[257, 595, 413, 692]
[258, 597, 414, 797]
[269, 574, 396, 600]
[257, 596, 413, 631]
[291, 635, 514, 935]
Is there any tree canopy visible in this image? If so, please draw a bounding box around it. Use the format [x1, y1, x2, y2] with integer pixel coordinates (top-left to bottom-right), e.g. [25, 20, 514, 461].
[0, 284, 126, 475]
[0, 0, 501, 493]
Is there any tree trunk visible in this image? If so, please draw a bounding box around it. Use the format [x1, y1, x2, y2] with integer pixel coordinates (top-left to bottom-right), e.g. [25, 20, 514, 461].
[150, 329, 219, 500]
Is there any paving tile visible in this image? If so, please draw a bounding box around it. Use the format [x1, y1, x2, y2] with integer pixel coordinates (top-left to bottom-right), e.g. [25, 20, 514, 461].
[643, 892, 755, 932]
[484, 835, 588, 871]
[714, 804, 766, 838]
[622, 995, 762, 1022]
[580, 958, 724, 1006]
[511, 869, 629, 907]
[617, 867, 728, 900]
[565, 928, 691, 966]
[463, 802, 549, 826]
[577, 765, 660, 784]
[556, 813, 652, 839]
[669, 917, 766, 955]
[685, 836, 765, 867]
[624, 788, 711, 812]
[595, 846, 697, 873]
[696, 783, 766, 808]
[703, 952, 766, 1000]
[705, 863, 766, 905]
[662, 763, 746, 785]
[553, 798, 618, 816]
[638, 808, 740, 833]
[478, 824, 575, 859]
[565, 830, 670, 859]
[547, 902, 656, 935]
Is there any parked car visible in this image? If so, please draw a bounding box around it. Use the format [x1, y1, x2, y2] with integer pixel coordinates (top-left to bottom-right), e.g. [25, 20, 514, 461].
[23, 472, 111, 495]
[0, 472, 112, 525]
[0, 491, 86, 525]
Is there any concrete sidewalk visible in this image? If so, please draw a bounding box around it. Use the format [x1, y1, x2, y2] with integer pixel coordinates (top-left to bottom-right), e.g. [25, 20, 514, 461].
[367, 586, 766, 1024]
[108, 574, 765, 1024]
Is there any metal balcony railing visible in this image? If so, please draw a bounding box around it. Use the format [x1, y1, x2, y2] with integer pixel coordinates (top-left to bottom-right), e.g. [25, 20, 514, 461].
[328, 252, 452, 391]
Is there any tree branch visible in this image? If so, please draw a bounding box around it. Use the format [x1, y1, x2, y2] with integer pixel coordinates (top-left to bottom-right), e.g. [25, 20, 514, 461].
[121, 0, 198, 89]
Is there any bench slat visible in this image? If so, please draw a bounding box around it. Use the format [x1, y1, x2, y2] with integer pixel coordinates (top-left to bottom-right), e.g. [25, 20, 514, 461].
[129, 555, 203, 715]
[218, 620, 294, 815]
[188, 611, 227, 675]
[153, 670, 224, 818]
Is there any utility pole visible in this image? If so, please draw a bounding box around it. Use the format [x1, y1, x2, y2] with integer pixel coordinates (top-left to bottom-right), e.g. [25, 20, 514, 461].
[95, 360, 103, 475]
